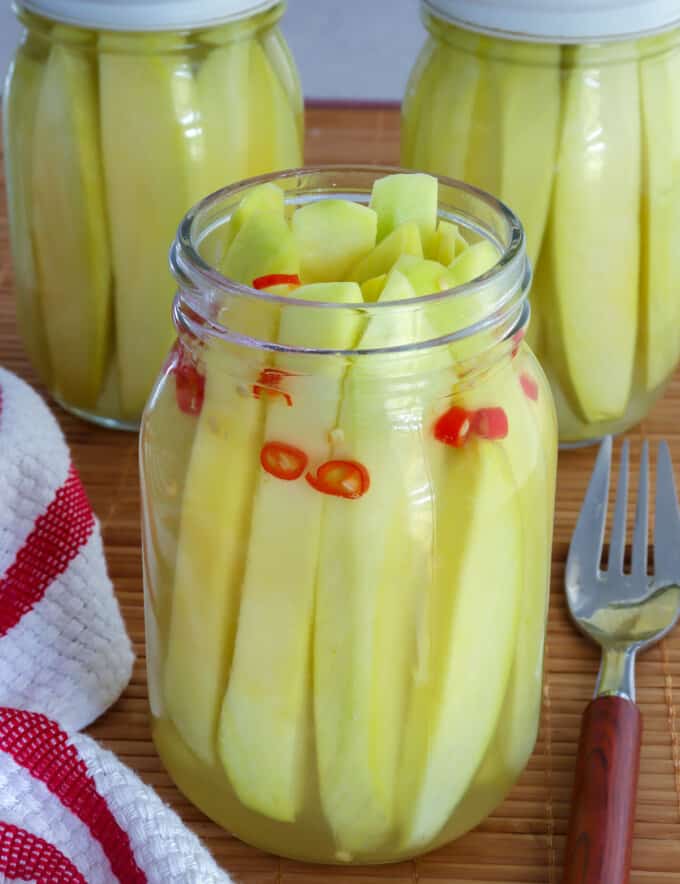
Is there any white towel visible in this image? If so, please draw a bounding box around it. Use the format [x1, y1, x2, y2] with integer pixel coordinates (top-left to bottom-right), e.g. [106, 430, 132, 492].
[0, 367, 233, 883]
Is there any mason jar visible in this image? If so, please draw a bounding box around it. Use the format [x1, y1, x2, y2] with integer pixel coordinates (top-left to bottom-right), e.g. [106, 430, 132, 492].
[403, 0, 680, 444]
[139, 166, 558, 863]
[3, 0, 302, 430]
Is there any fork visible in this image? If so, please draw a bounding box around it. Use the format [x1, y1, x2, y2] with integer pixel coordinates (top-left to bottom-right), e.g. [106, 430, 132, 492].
[562, 437, 680, 884]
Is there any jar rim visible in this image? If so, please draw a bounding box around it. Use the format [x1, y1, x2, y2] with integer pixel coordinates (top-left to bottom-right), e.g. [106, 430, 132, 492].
[15, 0, 281, 33]
[422, 0, 680, 44]
[171, 165, 530, 357]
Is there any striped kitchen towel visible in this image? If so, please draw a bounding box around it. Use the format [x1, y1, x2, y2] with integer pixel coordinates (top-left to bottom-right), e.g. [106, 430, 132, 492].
[0, 368, 232, 883]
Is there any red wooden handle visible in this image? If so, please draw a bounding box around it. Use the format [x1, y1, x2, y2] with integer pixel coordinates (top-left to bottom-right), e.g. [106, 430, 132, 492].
[562, 695, 642, 884]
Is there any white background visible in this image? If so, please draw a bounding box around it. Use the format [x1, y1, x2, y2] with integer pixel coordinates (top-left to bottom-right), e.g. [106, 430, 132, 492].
[0, 0, 424, 100]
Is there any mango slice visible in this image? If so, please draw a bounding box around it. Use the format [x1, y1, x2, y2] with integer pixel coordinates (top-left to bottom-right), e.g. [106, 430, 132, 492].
[32, 36, 112, 410]
[206, 182, 285, 269]
[164, 215, 300, 765]
[639, 37, 680, 391]
[401, 41, 443, 170]
[348, 221, 422, 283]
[394, 256, 449, 296]
[221, 210, 298, 285]
[498, 354, 555, 776]
[99, 35, 206, 420]
[314, 269, 430, 854]
[260, 26, 304, 124]
[360, 274, 387, 302]
[407, 36, 481, 179]
[427, 220, 467, 265]
[292, 200, 377, 283]
[447, 240, 497, 283]
[218, 282, 363, 822]
[3, 40, 51, 385]
[397, 435, 522, 850]
[195, 37, 252, 199]
[247, 39, 302, 176]
[492, 43, 560, 266]
[370, 173, 438, 246]
[544, 43, 640, 423]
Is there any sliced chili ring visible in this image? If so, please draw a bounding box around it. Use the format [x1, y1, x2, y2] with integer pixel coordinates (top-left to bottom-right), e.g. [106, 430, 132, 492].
[252, 273, 301, 290]
[511, 329, 526, 358]
[433, 406, 473, 448]
[173, 346, 205, 416]
[306, 460, 370, 499]
[253, 367, 294, 406]
[519, 372, 539, 401]
[472, 407, 509, 440]
[260, 441, 308, 481]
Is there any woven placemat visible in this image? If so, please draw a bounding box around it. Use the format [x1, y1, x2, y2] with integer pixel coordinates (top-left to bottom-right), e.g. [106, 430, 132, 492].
[1, 105, 679, 882]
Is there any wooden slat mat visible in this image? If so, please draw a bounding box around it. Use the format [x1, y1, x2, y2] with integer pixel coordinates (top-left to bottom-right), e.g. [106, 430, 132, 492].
[2, 105, 680, 883]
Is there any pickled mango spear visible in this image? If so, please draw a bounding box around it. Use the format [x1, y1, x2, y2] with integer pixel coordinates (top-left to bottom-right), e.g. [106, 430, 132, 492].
[99, 34, 206, 420]
[164, 210, 299, 764]
[498, 353, 555, 776]
[3, 39, 51, 384]
[207, 181, 285, 268]
[259, 26, 304, 126]
[140, 359, 200, 693]
[218, 282, 363, 823]
[247, 39, 302, 176]
[427, 220, 467, 265]
[543, 43, 640, 423]
[195, 36, 252, 199]
[404, 240, 500, 363]
[639, 36, 680, 391]
[370, 172, 438, 247]
[397, 435, 522, 850]
[348, 222, 422, 283]
[405, 35, 481, 179]
[471, 354, 554, 787]
[32, 33, 112, 410]
[466, 41, 560, 267]
[292, 200, 377, 283]
[314, 269, 438, 854]
[401, 39, 441, 168]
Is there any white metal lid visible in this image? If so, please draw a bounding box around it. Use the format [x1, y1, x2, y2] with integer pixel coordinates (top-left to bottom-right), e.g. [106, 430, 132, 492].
[19, 0, 279, 31]
[423, 0, 680, 42]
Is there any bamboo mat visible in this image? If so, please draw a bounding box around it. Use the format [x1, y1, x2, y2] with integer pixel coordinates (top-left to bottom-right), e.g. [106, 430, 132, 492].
[2, 104, 680, 883]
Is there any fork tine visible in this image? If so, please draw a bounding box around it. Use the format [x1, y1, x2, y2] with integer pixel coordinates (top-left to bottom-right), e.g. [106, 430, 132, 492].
[608, 439, 630, 573]
[653, 441, 680, 579]
[566, 436, 612, 583]
[631, 441, 649, 578]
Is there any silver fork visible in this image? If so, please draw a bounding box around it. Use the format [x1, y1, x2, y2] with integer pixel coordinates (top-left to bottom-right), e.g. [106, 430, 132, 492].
[562, 437, 680, 884]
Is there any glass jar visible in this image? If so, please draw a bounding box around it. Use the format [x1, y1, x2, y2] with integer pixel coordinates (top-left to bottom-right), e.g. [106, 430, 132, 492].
[140, 166, 557, 863]
[403, 0, 680, 444]
[3, 0, 302, 430]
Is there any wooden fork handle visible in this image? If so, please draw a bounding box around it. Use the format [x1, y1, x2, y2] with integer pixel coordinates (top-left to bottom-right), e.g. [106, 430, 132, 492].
[562, 695, 642, 884]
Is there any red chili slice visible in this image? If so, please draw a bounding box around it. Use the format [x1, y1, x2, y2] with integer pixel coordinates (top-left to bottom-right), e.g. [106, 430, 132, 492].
[433, 406, 473, 448]
[472, 407, 509, 440]
[260, 441, 308, 481]
[511, 329, 526, 358]
[253, 367, 293, 407]
[252, 273, 301, 290]
[520, 372, 539, 402]
[306, 460, 370, 499]
[173, 347, 205, 416]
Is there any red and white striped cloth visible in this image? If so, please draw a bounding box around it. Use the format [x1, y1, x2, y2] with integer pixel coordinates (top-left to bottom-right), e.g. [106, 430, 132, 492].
[0, 368, 233, 883]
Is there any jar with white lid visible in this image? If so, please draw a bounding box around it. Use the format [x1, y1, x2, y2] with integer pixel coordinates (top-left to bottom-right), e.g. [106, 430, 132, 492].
[403, 0, 680, 444]
[3, 0, 302, 429]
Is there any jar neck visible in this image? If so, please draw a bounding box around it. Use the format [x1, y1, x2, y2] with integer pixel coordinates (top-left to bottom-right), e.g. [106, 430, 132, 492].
[171, 167, 531, 377]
